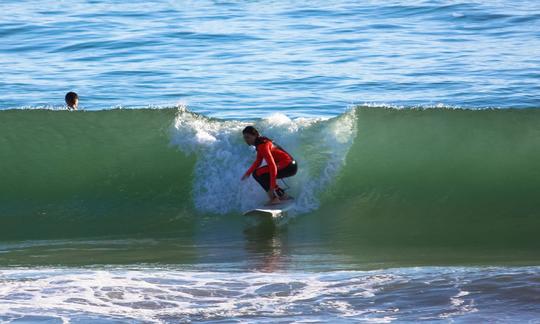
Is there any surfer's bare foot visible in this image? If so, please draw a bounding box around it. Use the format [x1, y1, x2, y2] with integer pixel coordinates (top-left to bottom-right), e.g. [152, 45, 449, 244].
[265, 197, 282, 205]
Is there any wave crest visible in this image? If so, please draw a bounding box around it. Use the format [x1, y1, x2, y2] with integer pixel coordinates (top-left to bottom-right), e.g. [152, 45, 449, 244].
[170, 106, 357, 214]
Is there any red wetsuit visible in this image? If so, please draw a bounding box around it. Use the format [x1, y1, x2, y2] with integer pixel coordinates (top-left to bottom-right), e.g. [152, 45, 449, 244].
[244, 137, 293, 190]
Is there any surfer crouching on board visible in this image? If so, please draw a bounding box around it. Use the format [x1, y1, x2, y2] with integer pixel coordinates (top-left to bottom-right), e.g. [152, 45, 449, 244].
[241, 126, 297, 205]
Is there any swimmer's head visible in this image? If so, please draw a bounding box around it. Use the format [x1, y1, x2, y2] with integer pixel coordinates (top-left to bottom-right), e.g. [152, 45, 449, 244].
[65, 91, 79, 110]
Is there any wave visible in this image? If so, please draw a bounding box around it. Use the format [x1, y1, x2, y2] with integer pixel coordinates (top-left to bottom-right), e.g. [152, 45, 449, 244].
[0, 106, 539, 248]
[170, 106, 356, 214]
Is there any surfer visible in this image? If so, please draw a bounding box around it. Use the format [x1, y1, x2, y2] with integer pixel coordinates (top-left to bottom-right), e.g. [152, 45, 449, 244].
[65, 91, 79, 110]
[241, 126, 298, 205]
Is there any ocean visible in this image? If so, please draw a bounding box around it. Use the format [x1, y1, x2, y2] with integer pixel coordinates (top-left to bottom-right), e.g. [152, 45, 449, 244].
[0, 0, 539, 323]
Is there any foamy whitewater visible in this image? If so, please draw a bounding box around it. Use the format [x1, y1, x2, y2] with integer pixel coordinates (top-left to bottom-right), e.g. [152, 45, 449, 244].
[1, 0, 540, 322]
[171, 106, 356, 214]
[2, 267, 539, 322]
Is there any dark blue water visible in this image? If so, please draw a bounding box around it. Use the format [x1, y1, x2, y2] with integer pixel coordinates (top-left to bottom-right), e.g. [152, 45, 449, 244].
[1, 1, 539, 117]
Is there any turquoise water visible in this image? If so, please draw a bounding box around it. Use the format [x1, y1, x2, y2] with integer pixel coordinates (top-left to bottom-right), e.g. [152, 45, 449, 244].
[1, 1, 540, 323]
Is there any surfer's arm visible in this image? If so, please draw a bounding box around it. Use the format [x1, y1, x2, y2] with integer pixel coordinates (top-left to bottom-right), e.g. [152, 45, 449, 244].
[260, 142, 278, 190]
[243, 151, 263, 178]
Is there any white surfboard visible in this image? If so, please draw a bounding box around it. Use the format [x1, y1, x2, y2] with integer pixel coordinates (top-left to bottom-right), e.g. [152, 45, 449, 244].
[243, 200, 294, 219]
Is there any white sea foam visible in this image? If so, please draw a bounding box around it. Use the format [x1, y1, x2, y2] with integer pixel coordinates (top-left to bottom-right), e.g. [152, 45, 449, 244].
[1, 266, 527, 323]
[0, 268, 396, 323]
[170, 106, 357, 215]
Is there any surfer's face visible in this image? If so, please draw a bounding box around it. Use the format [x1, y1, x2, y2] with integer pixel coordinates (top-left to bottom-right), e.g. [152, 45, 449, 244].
[243, 133, 256, 146]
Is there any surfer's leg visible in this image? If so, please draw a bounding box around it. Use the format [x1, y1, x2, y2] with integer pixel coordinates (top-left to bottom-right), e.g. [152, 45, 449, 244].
[275, 162, 298, 199]
[276, 161, 298, 179]
[254, 164, 295, 202]
[252, 166, 270, 192]
[253, 168, 280, 204]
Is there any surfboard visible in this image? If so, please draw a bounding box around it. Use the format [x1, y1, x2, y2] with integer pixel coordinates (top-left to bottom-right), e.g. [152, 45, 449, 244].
[243, 200, 294, 219]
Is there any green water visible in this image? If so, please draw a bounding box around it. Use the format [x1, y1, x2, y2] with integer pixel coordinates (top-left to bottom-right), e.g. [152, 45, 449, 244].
[319, 108, 540, 250]
[0, 108, 196, 239]
[1, 107, 539, 266]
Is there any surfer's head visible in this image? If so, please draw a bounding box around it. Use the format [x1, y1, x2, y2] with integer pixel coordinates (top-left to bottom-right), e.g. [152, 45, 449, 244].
[65, 92, 79, 110]
[242, 126, 259, 146]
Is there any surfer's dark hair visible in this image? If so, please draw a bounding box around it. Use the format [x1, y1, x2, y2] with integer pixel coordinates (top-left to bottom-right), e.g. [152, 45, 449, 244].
[65, 91, 78, 106]
[242, 126, 260, 137]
